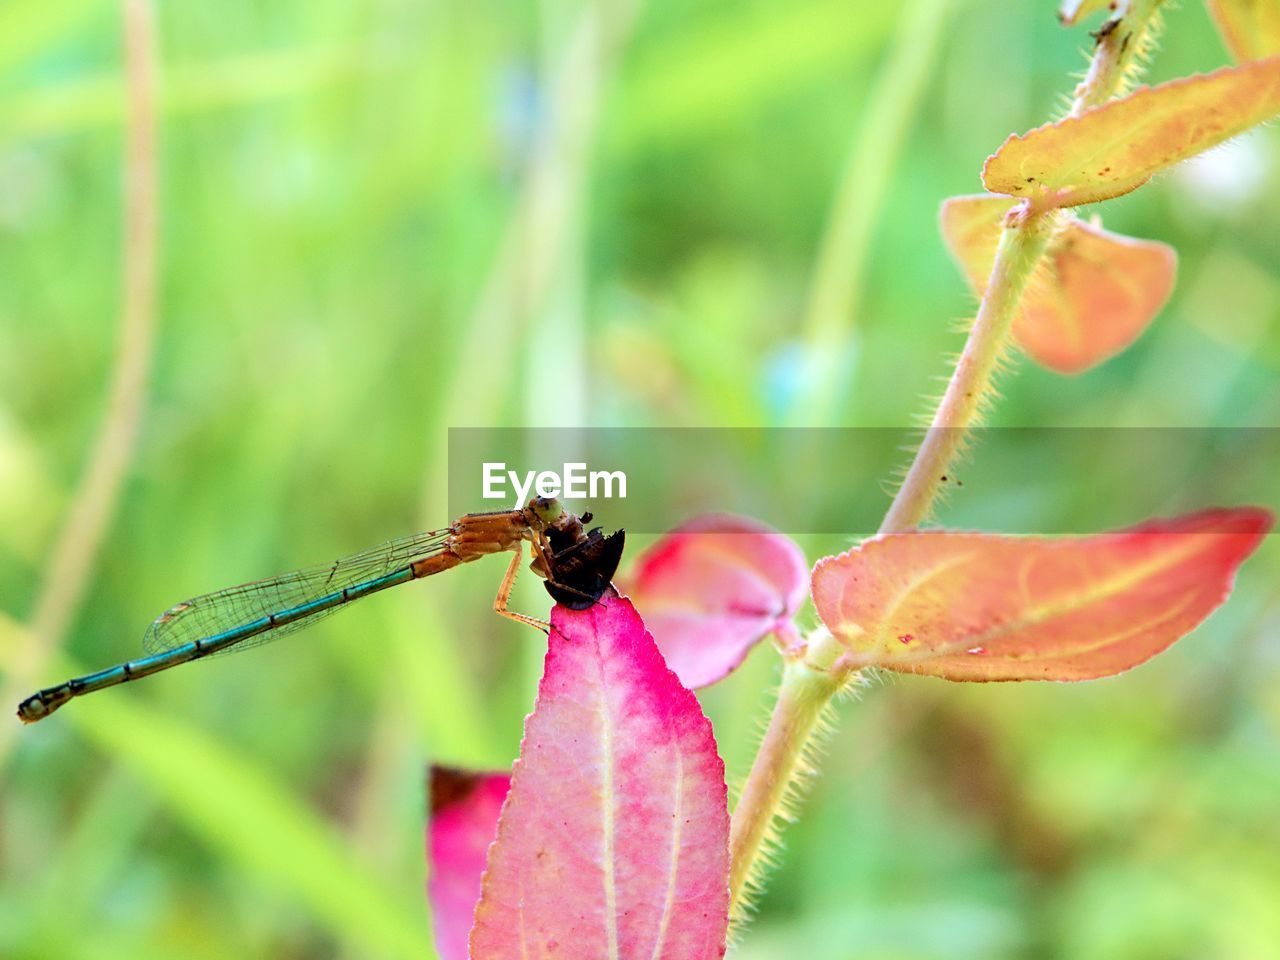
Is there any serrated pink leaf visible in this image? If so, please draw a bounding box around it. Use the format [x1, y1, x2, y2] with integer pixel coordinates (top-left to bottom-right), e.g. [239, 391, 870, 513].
[939, 195, 1177, 373]
[470, 594, 729, 960]
[619, 516, 808, 689]
[812, 508, 1272, 681]
[983, 57, 1280, 207]
[427, 768, 512, 960]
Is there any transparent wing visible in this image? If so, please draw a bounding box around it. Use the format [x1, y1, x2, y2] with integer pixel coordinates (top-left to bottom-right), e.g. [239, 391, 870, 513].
[142, 528, 453, 656]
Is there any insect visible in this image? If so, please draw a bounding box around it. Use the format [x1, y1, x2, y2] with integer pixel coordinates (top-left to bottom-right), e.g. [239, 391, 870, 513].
[17, 497, 624, 723]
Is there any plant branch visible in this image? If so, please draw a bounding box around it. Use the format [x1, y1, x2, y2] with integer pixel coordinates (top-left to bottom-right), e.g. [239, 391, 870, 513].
[1070, 0, 1167, 116]
[728, 0, 1172, 915]
[728, 630, 843, 918]
[879, 205, 1058, 534]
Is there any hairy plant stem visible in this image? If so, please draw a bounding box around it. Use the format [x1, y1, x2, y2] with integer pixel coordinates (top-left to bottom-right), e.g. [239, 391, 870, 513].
[728, 207, 1054, 915]
[728, 629, 843, 915]
[879, 206, 1058, 534]
[729, 0, 1171, 914]
[1070, 0, 1166, 116]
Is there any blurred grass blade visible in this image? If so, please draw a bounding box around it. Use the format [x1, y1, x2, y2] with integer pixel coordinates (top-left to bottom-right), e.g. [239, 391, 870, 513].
[787, 0, 954, 426]
[0, 43, 365, 140]
[0, 0, 160, 768]
[611, 0, 899, 152]
[60, 670, 436, 960]
[0, 0, 100, 75]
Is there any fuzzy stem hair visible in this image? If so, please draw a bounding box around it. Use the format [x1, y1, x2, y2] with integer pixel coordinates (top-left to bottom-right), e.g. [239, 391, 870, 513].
[729, 630, 847, 920]
[879, 204, 1059, 534]
[1070, 0, 1168, 116]
[725, 0, 1172, 926]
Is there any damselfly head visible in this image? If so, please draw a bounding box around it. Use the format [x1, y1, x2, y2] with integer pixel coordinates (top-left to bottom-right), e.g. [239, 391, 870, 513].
[526, 496, 564, 526]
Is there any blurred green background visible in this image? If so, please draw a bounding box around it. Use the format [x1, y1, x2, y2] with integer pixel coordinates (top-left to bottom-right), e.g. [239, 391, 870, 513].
[2, 0, 1278, 957]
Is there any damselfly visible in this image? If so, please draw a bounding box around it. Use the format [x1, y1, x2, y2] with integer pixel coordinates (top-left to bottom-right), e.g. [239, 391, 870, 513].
[17, 497, 624, 723]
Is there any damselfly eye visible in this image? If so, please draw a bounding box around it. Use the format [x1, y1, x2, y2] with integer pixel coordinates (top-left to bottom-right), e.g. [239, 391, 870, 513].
[530, 497, 563, 523]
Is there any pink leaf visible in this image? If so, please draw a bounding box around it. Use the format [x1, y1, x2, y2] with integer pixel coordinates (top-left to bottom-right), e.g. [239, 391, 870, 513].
[812, 508, 1272, 681]
[427, 768, 511, 960]
[470, 594, 729, 960]
[619, 516, 808, 688]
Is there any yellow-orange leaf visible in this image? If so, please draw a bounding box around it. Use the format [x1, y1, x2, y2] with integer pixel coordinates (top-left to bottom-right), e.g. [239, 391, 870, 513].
[939, 195, 1177, 373]
[1208, 0, 1280, 62]
[983, 56, 1280, 207]
[811, 508, 1272, 681]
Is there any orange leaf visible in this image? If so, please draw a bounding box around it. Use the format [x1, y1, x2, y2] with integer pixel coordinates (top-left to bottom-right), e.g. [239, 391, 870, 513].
[1207, 0, 1280, 62]
[939, 195, 1177, 373]
[983, 56, 1280, 207]
[811, 508, 1272, 681]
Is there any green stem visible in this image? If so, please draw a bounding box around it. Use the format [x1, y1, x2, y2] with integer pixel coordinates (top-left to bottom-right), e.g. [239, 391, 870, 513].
[729, 0, 1174, 908]
[879, 206, 1058, 534]
[730, 208, 1056, 919]
[729, 207, 1058, 912]
[1070, 0, 1166, 116]
[728, 631, 844, 916]
[732, 208, 1049, 916]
